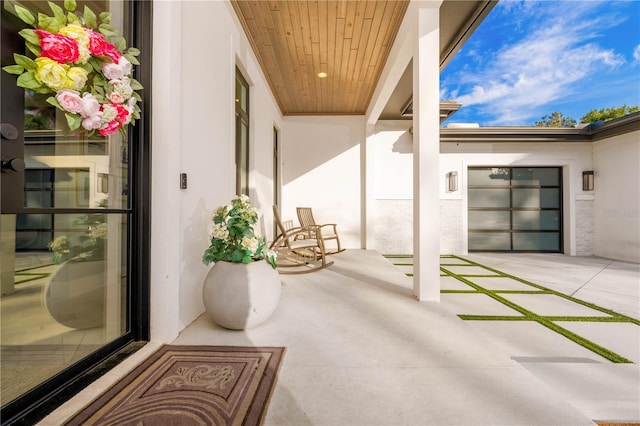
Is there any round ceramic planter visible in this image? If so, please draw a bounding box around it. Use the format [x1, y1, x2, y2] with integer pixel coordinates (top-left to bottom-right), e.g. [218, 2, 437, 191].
[43, 260, 105, 329]
[202, 260, 281, 330]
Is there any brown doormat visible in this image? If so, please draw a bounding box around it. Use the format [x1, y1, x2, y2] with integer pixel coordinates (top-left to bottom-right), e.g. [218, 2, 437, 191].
[65, 345, 285, 426]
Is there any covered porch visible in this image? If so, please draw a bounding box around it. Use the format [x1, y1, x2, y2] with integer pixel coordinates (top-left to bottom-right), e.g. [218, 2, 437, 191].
[42, 250, 639, 425]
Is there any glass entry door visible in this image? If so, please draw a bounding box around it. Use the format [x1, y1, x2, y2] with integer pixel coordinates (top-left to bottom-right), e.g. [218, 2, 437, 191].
[1, 1, 147, 418]
[468, 167, 562, 252]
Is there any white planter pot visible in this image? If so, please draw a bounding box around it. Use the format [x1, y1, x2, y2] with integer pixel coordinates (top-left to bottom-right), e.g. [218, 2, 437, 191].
[43, 260, 105, 329]
[202, 260, 281, 330]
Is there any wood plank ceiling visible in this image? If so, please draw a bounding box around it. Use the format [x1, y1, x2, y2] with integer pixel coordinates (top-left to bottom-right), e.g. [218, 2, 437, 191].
[231, 0, 409, 116]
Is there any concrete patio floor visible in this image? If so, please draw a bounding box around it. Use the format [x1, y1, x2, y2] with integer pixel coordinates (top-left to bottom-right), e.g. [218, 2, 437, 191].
[41, 250, 639, 425]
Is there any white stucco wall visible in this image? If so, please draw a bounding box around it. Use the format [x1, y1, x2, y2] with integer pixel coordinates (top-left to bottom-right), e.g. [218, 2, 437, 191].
[368, 121, 597, 256]
[593, 130, 640, 263]
[151, 1, 282, 342]
[281, 116, 365, 249]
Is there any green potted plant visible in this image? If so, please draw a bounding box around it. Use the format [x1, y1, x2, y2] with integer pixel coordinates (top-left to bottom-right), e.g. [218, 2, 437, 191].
[202, 195, 276, 267]
[202, 195, 281, 330]
[48, 213, 106, 263]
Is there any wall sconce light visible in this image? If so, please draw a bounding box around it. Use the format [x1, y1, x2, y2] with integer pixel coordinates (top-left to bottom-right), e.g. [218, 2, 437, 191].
[582, 171, 594, 191]
[447, 171, 458, 192]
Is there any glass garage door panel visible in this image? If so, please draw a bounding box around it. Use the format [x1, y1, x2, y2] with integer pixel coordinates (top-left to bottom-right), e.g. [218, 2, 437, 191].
[468, 232, 511, 251]
[513, 211, 560, 230]
[468, 188, 510, 208]
[512, 188, 560, 208]
[468, 167, 562, 252]
[468, 210, 511, 230]
[468, 167, 511, 186]
[513, 232, 560, 251]
[512, 168, 560, 186]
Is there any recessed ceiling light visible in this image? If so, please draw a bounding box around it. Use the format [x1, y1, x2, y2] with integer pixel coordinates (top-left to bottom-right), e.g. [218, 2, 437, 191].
[317, 72, 328, 78]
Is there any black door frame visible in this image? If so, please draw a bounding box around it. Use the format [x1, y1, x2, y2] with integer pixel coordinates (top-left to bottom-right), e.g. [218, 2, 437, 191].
[0, 1, 151, 423]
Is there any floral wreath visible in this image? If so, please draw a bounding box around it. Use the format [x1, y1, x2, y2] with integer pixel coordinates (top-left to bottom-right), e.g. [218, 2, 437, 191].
[2, 0, 142, 137]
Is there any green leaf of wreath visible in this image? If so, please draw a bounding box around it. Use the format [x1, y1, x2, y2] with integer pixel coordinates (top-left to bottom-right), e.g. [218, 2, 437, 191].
[83, 6, 97, 29]
[124, 53, 139, 66]
[79, 62, 92, 73]
[26, 42, 41, 57]
[64, 0, 77, 12]
[48, 2, 66, 22]
[126, 47, 140, 57]
[18, 29, 39, 45]
[129, 79, 143, 90]
[93, 73, 106, 86]
[2, 65, 24, 75]
[114, 37, 126, 52]
[65, 113, 82, 130]
[68, 13, 81, 25]
[132, 92, 142, 102]
[46, 96, 64, 111]
[99, 12, 111, 24]
[88, 57, 103, 72]
[50, 17, 66, 33]
[37, 14, 51, 30]
[14, 5, 35, 26]
[16, 72, 42, 90]
[13, 54, 36, 70]
[98, 24, 117, 37]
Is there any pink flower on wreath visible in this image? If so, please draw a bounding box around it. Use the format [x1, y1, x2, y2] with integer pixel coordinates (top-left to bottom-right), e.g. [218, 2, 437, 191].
[55, 89, 83, 114]
[35, 29, 80, 63]
[80, 92, 101, 118]
[88, 30, 121, 64]
[98, 103, 130, 136]
[99, 119, 120, 136]
[102, 57, 132, 80]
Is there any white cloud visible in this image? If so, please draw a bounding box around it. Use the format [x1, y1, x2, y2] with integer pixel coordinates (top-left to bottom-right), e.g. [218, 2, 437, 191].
[446, 2, 629, 125]
[634, 44, 640, 62]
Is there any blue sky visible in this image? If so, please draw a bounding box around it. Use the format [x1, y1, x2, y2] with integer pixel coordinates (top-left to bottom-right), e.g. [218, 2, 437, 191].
[440, 0, 640, 126]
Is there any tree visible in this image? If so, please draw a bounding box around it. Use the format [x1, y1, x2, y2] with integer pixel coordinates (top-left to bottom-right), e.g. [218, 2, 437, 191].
[535, 111, 576, 127]
[580, 105, 639, 124]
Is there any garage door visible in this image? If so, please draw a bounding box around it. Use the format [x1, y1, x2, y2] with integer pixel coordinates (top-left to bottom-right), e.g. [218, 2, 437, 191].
[468, 167, 562, 252]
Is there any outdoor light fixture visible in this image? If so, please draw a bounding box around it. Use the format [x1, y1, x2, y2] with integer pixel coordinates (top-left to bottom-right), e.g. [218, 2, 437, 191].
[582, 170, 594, 191]
[447, 171, 458, 192]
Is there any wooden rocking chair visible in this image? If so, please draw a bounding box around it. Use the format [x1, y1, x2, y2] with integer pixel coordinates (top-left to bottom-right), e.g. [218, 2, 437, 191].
[270, 206, 333, 274]
[296, 207, 344, 254]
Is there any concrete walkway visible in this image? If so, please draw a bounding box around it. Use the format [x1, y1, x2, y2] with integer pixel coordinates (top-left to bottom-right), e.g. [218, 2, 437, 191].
[395, 252, 640, 424]
[41, 250, 639, 425]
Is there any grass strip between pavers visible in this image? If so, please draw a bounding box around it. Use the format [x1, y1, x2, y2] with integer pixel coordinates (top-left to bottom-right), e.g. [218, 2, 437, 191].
[384, 254, 637, 363]
[15, 272, 51, 285]
[442, 267, 633, 363]
[450, 255, 640, 326]
[15, 263, 55, 273]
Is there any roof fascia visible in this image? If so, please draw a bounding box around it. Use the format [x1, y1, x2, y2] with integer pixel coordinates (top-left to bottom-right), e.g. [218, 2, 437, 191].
[440, 113, 640, 143]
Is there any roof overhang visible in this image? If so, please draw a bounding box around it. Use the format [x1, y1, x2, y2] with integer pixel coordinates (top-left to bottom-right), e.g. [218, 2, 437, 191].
[440, 112, 640, 143]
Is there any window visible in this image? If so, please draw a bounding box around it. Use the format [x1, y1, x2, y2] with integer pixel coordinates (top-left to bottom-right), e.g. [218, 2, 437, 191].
[235, 69, 250, 195]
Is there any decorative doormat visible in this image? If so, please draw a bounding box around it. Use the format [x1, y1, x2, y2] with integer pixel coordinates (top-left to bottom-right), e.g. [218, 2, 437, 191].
[65, 345, 285, 426]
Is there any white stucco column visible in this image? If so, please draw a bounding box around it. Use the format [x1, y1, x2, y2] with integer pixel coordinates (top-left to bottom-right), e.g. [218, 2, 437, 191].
[413, 2, 441, 301]
[150, 0, 183, 342]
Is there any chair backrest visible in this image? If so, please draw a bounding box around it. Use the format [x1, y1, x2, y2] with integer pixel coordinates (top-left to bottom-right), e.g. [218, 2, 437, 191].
[297, 207, 316, 227]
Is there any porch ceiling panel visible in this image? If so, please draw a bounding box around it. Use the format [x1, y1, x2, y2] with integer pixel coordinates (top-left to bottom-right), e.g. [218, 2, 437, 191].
[231, 0, 496, 118]
[231, 0, 408, 115]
